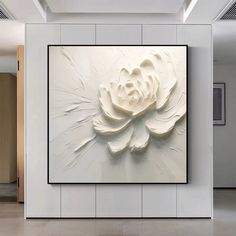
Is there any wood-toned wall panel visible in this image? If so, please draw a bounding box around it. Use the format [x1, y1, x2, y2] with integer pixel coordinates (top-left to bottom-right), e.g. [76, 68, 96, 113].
[17, 45, 24, 202]
[0, 73, 16, 183]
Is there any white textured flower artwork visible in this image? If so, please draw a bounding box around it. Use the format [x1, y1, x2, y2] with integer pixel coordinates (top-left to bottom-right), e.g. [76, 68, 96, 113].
[48, 45, 187, 183]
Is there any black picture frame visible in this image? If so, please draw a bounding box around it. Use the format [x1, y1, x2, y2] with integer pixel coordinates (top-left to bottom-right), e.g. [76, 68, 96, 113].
[47, 45, 188, 184]
[213, 83, 226, 126]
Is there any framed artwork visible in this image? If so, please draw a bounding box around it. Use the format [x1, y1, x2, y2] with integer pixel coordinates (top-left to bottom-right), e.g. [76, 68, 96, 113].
[213, 83, 226, 125]
[48, 45, 188, 184]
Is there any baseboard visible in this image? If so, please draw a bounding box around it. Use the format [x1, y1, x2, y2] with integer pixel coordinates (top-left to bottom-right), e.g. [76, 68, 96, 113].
[26, 216, 211, 220]
[214, 187, 236, 189]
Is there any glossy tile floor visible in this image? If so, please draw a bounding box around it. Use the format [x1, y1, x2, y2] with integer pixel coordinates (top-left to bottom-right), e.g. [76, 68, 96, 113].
[0, 190, 236, 236]
[0, 182, 17, 202]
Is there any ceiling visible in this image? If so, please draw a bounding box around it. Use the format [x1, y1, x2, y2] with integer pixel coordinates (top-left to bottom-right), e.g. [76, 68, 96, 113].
[0, 0, 236, 68]
[45, 0, 185, 14]
[0, 0, 233, 23]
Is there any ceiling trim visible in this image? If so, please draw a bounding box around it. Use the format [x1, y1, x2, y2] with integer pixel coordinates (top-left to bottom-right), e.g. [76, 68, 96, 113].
[183, 0, 198, 22]
[33, 0, 47, 21]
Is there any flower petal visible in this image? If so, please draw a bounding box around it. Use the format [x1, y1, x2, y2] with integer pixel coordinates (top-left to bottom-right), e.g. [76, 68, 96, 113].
[146, 93, 186, 136]
[129, 119, 150, 152]
[92, 115, 131, 135]
[98, 85, 127, 121]
[132, 101, 156, 117]
[130, 68, 142, 81]
[140, 52, 177, 110]
[119, 68, 129, 82]
[108, 125, 134, 154]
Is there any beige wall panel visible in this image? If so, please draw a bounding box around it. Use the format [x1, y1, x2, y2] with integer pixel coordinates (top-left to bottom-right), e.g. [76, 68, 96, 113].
[0, 73, 17, 183]
[17, 46, 24, 202]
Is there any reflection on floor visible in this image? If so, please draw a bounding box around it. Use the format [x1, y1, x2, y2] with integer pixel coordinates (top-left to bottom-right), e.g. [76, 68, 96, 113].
[0, 182, 17, 202]
[214, 189, 236, 220]
[0, 190, 236, 236]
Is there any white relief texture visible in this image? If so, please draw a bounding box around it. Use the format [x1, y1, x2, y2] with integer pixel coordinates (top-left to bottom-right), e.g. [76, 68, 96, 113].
[49, 46, 187, 183]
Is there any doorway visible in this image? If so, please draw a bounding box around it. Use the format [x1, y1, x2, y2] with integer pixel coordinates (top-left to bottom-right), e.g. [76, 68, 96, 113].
[213, 21, 236, 219]
[0, 46, 24, 203]
[0, 73, 17, 202]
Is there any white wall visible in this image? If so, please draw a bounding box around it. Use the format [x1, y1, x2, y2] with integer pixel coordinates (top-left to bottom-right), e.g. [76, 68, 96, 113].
[0, 55, 17, 73]
[0, 21, 24, 73]
[214, 64, 236, 187]
[25, 24, 213, 218]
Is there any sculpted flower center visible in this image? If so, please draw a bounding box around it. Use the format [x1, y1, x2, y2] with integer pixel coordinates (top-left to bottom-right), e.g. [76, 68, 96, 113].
[110, 70, 159, 118]
[118, 81, 143, 105]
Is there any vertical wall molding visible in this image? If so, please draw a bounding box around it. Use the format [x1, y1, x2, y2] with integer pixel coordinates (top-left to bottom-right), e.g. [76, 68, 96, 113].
[26, 24, 61, 217]
[176, 25, 212, 217]
[95, 24, 142, 217]
[60, 24, 96, 218]
[142, 24, 177, 217]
